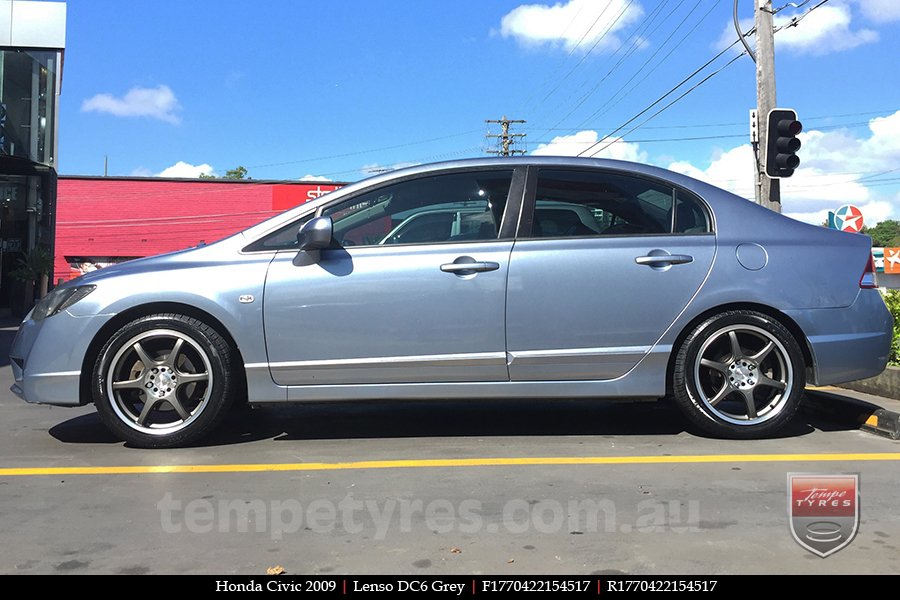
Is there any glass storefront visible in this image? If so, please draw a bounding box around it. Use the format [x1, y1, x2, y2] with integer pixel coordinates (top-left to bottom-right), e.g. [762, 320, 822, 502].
[0, 49, 61, 313]
[0, 50, 59, 166]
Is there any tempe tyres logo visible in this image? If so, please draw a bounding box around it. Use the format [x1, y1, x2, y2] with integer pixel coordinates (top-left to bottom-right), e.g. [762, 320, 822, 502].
[788, 474, 859, 558]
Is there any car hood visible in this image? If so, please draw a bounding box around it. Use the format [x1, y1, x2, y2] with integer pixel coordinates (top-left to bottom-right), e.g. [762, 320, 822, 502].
[71, 240, 235, 286]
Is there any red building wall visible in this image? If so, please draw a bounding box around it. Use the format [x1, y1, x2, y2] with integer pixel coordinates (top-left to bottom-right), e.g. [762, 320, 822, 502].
[55, 177, 343, 282]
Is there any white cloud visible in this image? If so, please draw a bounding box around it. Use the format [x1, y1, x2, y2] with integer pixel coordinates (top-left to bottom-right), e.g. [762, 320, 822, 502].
[853, 0, 900, 24]
[129, 167, 152, 177]
[499, 0, 644, 51]
[669, 145, 755, 196]
[532, 130, 648, 162]
[798, 110, 900, 174]
[720, 5, 877, 55]
[667, 111, 900, 225]
[157, 161, 214, 178]
[81, 85, 182, 124]
[299, 174, 333, 182]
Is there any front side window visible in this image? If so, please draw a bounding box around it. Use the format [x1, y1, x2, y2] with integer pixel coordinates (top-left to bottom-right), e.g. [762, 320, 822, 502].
[529, 169, 709, 238]
[321, 170, 513, 247]
[245, 214, 315, 252]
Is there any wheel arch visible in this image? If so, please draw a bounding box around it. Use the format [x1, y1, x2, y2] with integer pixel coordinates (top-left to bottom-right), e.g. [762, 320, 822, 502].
[79, 302, 248, 406]
[665, 302, 814, 396]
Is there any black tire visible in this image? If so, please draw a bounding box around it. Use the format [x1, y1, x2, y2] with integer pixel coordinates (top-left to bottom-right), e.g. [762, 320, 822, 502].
[672, 310, 805, 439]
[92, 313, 237, 448]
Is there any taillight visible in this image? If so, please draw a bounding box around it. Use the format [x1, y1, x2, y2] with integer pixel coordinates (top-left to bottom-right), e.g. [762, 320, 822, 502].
[859, 254, 877, 289]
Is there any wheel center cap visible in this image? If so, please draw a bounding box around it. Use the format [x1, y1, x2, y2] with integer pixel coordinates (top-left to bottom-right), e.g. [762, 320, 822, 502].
[728, 360, 757, 389]
[144, 366, 177, 399]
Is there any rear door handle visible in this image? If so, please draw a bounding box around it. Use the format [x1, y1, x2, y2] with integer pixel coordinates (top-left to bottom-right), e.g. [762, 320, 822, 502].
[441, 261, 501, 274]
[635, 254, 693, 266]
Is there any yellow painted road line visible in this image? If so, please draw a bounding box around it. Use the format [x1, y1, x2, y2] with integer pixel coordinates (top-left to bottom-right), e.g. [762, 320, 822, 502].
[2, 453, 900, 476]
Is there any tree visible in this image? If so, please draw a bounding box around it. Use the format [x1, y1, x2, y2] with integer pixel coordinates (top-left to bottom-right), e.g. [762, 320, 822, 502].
[224, 166, 248, 180]
[197, 166, 249, 180]
[865, 219, 900, 248]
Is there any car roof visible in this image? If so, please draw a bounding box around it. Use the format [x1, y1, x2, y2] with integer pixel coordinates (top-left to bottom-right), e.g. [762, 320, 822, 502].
[328, 156, 724, 202]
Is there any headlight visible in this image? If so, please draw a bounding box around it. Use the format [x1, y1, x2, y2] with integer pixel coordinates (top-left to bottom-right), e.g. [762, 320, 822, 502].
[31, 285, 97, 321]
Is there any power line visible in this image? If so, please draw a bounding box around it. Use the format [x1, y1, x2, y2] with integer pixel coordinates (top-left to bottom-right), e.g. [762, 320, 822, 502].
[852, 167, 900, 183]
[524, 109, 900, 132]
[574, 0, 835, 159]
[546, 0, 684, 132]
[575, 37, 746, 157]
[537, 0, 637, 107]
[518, 0, 612, 112]
[581, 0, 721, 127]
[779, 0, 830, 29]
[530, 118, 886, 146]
[312, 146, 485, 180]
[579, 52, 746, 156]
[244, 129, 482, 170]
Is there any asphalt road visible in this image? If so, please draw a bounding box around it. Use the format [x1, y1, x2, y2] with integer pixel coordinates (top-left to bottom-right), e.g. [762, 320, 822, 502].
[0, 322, 898, 575]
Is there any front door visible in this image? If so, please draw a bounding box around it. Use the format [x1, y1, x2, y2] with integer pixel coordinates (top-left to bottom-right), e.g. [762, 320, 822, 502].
[263, 169, 519, 386]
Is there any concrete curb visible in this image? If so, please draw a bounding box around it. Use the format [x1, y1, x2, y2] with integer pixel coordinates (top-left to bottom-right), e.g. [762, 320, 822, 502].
[837, 366, 900, 400]
[804, 388, 900, 440]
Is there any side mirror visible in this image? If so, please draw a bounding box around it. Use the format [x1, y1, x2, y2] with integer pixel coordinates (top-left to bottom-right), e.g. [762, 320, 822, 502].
[297, 216, 335, 251]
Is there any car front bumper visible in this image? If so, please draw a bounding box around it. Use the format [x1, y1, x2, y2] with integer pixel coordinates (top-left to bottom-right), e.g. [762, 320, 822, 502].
[10, 310, 112, 407]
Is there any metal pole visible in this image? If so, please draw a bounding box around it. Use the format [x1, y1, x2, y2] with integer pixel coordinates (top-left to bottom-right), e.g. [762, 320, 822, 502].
[755, 0, 781, 211]
[485, 116, 526, 156]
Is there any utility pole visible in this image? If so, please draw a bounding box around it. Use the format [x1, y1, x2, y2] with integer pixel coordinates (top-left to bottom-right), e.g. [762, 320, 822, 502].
[755, 0, 780, 212]
[485, 116, 526, 156]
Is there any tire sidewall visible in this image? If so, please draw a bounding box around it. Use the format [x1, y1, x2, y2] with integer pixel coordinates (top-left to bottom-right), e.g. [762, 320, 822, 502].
[675, 310, 806, 437]
[92, 314, 233, 448]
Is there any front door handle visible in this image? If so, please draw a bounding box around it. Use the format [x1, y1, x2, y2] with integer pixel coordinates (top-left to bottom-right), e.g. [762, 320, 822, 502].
[440, 258, 501, 274]
[635, 254, 693, 266]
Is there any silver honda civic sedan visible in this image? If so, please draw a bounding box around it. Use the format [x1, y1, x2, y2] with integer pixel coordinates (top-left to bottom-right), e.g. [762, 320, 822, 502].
[10, 157, 892, 447]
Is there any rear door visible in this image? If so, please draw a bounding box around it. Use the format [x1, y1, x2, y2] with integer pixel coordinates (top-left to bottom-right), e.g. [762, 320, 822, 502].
[505, 167, 716, 381]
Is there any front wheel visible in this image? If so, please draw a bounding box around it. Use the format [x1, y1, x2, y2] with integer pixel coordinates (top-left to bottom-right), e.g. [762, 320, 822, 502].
[672, 310, 805, 438]
[92, 313, 237, 448]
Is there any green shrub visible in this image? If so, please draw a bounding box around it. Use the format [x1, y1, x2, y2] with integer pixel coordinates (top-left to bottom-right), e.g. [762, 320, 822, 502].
[882, 289, 900, 365]
[10, 246, 52, 283]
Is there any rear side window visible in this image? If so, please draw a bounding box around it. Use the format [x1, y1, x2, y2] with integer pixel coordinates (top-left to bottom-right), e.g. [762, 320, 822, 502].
[673, 192, 710, 234]
[528, 169, 709, 237]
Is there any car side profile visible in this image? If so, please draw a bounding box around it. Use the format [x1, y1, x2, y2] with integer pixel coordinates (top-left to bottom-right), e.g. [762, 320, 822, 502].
[10, 157, 892, 447]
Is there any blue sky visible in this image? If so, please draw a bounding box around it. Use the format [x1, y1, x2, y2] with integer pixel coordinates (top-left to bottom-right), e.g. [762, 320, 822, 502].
[58, 0, 900, 224]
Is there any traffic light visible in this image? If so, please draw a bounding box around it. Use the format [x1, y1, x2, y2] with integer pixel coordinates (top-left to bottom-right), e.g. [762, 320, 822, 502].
[765, 108, 802, 178]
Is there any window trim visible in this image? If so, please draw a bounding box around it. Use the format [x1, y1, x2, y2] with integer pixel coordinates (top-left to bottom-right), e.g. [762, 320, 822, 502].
[517, 166, 714, 240]
[242, 166, 527, 253]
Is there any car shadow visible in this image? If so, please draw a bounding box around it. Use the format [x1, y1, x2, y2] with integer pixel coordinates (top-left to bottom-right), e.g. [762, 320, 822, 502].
[49, 397, 828, 447]
[230, 399, 692, 444]
[48, 412, 122, 444]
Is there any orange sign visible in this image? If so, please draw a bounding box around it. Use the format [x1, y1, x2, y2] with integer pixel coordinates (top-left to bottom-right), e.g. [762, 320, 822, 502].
[884, 248, 900, 274]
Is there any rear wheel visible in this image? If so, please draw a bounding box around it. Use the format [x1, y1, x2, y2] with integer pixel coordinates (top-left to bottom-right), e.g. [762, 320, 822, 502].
[92, 313, 236, 448]
[673, 310, 805, 438]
